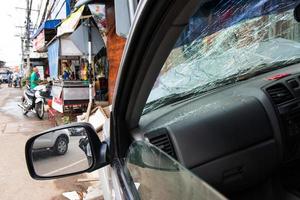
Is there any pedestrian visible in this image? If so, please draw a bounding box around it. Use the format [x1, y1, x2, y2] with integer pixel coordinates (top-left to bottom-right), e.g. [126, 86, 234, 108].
[8, 72, 13, 87]
[62, 62, 72, 80]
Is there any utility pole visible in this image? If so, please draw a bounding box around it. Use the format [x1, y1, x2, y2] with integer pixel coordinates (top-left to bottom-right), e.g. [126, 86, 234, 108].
[25, 0, 31, 77]
[17, 1, 39, 77]
[14, 34, 25, 75]
[20, 37, 25, 75]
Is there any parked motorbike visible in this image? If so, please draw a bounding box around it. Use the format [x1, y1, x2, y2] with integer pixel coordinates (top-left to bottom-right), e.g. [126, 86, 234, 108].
[13, 76, 19, 88]
[18, 82, 52, 119]
[7, 77, 12, 87]
[79, 137, 93, 165]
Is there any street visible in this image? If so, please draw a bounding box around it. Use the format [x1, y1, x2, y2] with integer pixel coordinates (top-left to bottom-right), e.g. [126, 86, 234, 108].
[0, 85, 93, 200]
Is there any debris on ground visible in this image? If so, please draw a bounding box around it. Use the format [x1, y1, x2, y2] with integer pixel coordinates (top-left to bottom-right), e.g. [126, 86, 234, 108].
[77, 106, 110, 132]
[84, 186, 104, 200]
[62, 186, 103, 200]
[62, 191, 84, 200]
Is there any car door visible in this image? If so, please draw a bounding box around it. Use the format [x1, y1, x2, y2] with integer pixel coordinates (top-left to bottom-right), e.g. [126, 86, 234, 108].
[32, 131, 55, 149]
[109, 0, 227, 199]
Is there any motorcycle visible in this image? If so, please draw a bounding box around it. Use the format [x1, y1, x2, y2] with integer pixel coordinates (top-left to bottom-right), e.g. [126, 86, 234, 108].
[13, 76, 19, 88]
[18, 82, 52, 119]
[79, 137, 93, 165]
[7, 76, 12, 87]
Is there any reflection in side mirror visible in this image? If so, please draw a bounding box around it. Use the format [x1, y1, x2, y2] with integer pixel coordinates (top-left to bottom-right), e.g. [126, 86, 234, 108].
[31, 127, 92, 177]
[25, 122, 109, 179]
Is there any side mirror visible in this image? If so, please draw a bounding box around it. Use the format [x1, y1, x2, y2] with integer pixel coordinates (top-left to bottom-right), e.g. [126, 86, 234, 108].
[25, 122, 109, 179]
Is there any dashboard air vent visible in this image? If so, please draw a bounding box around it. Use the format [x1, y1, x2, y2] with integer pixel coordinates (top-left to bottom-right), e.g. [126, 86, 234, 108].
[266, 84, 293, 105]
[145, 128, 177, 159]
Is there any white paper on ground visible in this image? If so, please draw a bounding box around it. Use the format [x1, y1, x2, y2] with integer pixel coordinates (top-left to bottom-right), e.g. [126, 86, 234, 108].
[62, 191, 81, 200]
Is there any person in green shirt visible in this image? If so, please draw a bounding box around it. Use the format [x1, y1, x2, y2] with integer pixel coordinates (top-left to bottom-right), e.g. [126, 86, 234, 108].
[30, 67, 40, 89]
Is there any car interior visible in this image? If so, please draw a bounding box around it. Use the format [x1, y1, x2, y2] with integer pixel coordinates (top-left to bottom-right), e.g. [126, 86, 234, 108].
[129, 0, 300, 199]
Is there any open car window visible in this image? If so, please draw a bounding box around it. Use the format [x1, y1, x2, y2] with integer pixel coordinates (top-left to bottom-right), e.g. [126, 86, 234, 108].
[144, 0, 300, 114]
[124, 141, 226, 200]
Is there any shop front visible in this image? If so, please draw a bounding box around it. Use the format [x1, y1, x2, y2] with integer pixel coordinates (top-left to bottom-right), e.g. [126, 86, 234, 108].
[48, 6, 106, 113]
[33, 19, 61, 53]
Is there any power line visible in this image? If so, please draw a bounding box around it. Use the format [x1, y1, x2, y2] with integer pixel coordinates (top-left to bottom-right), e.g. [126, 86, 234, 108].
[29, 0, 33, 14]
[15, 7, 39, 11]
[51, 0, 63, 14]
[34, 0, 42, 29]
[45, 0, 57, 21]
[54, 1, 66, 19]
[39, 0, 50, 27]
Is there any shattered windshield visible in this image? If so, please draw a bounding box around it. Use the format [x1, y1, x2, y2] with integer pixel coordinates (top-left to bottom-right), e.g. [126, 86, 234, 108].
[144, 0, 300, 113]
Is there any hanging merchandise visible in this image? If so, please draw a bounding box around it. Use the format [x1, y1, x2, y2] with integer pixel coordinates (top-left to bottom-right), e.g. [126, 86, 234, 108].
[88, 4, 107, 34]
[81, 61, 88, 81]
[48, 40, 60, 79]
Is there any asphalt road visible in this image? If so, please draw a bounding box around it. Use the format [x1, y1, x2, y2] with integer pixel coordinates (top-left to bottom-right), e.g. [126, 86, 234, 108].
[0, 85, 95, 200]
[33, 136, 90, 177]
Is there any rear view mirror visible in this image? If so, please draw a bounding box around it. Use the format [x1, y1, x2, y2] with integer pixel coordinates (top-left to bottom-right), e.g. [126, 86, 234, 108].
[25, 122, 109, 179]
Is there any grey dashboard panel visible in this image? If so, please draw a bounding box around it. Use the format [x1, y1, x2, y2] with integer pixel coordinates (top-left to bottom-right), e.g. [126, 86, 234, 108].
[139, 64, 300, 194]
[192, 140, 279, 193]
[168, 96, 273, 168]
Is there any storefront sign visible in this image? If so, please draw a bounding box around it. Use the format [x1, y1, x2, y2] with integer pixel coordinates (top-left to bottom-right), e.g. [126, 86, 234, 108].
[36, 66, 44, 80]
[52, 85, 63, 113]
[33, 30, 46, 52]
[88, 4, 106, 33]
[52, 97, 63, 113]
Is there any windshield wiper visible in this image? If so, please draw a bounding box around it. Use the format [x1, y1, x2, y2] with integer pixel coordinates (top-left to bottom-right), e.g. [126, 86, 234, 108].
[143, 58, 300, 114]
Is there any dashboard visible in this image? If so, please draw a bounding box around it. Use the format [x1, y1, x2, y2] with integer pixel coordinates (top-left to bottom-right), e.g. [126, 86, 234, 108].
[139, 63, 300, 194]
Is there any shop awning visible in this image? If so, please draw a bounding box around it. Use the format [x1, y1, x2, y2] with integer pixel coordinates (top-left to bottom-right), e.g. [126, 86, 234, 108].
[57, 5, 85, 36]
[47, 34, 83, 79]
[60, 35, 83, 56]
[32, 19, 61, 39]
[74, 0, 105, 8]
[69, 22, 105, 56]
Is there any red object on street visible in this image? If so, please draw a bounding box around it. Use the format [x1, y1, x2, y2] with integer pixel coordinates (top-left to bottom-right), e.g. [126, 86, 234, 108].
[47, 99, 52, 107]
[267, 73, 291, 80]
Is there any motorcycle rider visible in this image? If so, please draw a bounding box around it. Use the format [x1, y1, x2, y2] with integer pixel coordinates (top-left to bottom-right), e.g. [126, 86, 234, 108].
[30, 67, 40, 89]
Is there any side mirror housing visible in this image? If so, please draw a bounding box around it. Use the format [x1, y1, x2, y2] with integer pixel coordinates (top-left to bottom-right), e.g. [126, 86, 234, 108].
[294, 3, 300, 22]
[25, 122, 109, 180]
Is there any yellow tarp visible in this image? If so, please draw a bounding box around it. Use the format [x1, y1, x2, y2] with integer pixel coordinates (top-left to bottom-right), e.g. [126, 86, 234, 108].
[57, 5, 85, 36]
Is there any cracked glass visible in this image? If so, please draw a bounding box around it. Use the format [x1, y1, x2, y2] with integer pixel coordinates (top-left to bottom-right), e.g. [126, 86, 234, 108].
[144, 0, 300, 114]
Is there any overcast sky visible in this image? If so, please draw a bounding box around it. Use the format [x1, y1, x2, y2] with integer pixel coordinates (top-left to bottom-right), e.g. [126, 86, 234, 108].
[0, 0, 40, 66]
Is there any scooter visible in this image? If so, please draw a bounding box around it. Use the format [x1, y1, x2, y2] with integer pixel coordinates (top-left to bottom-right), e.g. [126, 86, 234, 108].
[13, 76, 19, 88]
[7, 77, 12, 87]
[79, 137, 93, 165]
[18, 83, 52, 119]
